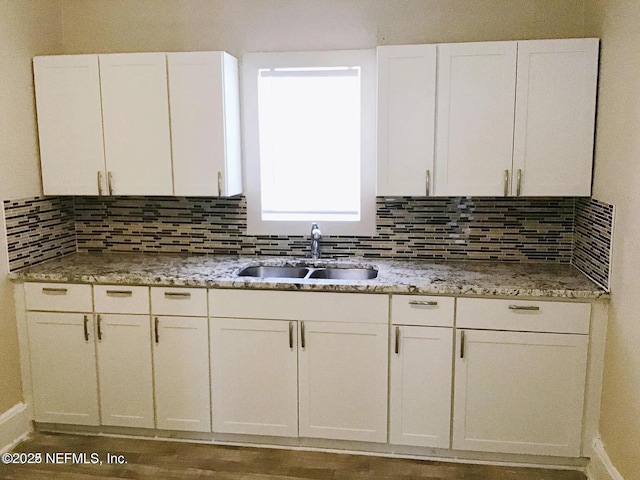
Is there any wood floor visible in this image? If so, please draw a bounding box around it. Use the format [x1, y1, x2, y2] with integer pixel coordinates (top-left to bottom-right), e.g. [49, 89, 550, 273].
[1, 432, 586, 480]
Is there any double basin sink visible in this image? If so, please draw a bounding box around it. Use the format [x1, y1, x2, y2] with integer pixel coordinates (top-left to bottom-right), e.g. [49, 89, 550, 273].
[238, 265, 378, 281]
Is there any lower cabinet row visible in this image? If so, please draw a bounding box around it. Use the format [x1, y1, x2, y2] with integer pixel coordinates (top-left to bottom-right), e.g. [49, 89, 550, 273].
[25, 287, 591, 458]
[26, 313, 388, 442]
[28, 313, 211, 432]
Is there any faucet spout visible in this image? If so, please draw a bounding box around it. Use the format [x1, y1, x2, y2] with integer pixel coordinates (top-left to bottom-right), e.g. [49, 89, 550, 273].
[310, 223, 322, 259]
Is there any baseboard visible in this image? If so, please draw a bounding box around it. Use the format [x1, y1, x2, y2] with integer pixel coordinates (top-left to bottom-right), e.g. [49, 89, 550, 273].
[587, 437, 625, 480]
[0, 403, 31, 453]
[37, 422, 586, 471]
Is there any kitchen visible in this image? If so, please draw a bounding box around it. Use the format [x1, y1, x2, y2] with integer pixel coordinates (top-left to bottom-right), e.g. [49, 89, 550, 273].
[0, 1, 637, 479]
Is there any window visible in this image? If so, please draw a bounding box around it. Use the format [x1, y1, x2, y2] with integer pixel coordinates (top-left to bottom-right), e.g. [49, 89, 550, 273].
[243, 50, 376, 236]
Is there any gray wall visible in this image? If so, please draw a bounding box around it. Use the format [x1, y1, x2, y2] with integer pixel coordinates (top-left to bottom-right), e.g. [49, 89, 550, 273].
[59, 0, 586, 55]
[0, 0, 62, 415]
[585, 0, 640, 477]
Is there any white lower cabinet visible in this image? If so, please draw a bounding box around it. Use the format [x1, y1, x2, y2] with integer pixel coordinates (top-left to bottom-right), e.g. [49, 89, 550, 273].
[23, 282, 598, 459]
[209, 289, 389, 443]
[298, 321, 388, 443]
[210, 316, 387, 442]
[452, 329, 589, 457]
[153, 316, 211, 432]
[150, 287, 211, 432]
[210, 318, 298, 437]
[95, 314, 154, 428]
[389, 325, 453, 448]
[27, 312, 99, 426]
[389, 295, 455, 448]
[94, 286, 154, 429]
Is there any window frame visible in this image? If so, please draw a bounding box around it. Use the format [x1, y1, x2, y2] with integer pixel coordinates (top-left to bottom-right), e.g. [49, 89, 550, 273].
[242, 49, 377, 236]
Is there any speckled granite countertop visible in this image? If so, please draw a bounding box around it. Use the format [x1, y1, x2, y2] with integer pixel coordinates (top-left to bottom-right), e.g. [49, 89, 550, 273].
[10, 252, 607, 300]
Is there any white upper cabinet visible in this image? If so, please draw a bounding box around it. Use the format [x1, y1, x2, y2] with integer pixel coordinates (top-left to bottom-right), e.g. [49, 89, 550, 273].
[168, 52, 242, 197]
[33, 56, 106, 195]
[34, 51, 242, 197]
[377, 45, 436, 196]
[435, 41, 518, 196]
[513, 39, 599, 196]
[99, 53, 173, 195]
[434, 39, 598, 197]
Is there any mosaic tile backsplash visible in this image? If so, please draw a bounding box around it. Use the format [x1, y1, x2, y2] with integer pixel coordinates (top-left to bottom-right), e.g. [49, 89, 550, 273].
[572, 197, 614, 291]
[3, 196, 76, 271]
[3, 195, 614, 290]
[71, 196, 575, 262]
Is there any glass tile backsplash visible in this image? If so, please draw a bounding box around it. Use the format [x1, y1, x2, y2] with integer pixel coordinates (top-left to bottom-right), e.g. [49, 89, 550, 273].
[2, 195, 613, 290]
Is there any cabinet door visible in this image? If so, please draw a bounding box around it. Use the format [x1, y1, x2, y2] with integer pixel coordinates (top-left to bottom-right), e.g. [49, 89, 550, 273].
[153, 316, 211, 432]
[210, 318, 298, 437]
[298, 321, 388, 443]
[435, 42, 517, 196]
[377, 45, 436, 196]
[390, 326, 453, 448]
[453, 329, 589, 457]
[168, 52, 242, 197]
[513, 39, 599, 196]
[27, 312, 99, 425]
[99, 53, 173, 195]
[96, 314, 154, 428]
[33, 55, 105, 195]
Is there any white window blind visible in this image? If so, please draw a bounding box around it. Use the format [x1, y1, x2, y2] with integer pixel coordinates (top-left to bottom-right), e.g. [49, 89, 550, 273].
[258, 67, 361, 221]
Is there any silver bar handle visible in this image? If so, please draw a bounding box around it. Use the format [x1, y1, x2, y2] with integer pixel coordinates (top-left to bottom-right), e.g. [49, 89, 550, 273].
[289, 322, 294, 349]
[107, 171, 114, 195]
[42, 287, 68, 295]
[97, 314, 103, 341]
[97, 171, 103, 196]
[504, 169, 509, 196]
[516, 169, 522, 197]
[300, 321, 306, 349]
[395, 326, 400, 355]
[164, 292, 191, 299]
[106, 290, 133, 297]
[508, 305, 540, 311]
[83, 315, 90, 342]
[154, 317, 159, 344]
[460, 330, 465, 359]
[426, 169, 431, 197]
[408, 300, 438, 306]
[217, 172, 222, 197]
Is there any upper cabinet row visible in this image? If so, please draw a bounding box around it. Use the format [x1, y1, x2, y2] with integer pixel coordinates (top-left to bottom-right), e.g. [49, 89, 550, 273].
[33, 52, 242, 197]
[35, 39, 598, 198]
[377, 38, 599, 197]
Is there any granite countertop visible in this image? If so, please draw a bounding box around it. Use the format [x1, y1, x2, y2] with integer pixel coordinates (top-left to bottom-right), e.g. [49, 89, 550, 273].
[10, 252, 608, 300]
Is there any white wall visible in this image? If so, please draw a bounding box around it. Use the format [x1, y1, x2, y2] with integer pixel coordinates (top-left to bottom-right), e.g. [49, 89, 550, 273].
[59, 0, 586, 55]
[0, 0, 62, 415]
[585, 1, 640, 478]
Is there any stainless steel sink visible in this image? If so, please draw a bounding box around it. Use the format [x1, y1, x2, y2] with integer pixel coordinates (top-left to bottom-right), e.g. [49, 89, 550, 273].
[237, 265, 378, 281]
[237, 266, 309, 278]
[307, 268, 378, 280]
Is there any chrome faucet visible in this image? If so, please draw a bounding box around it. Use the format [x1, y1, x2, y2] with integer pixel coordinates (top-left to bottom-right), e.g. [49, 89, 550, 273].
[310, 223, 322, 259]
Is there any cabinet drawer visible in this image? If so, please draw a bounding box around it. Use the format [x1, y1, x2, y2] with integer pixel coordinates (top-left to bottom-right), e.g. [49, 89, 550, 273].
[391, 295, 454, 327]
[210, 290, 389, 324]
[25, 283, 92, 312]
[151, 287, 207, 316]
[456, 298, 590, 334]
[94, 285, 149, 314]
